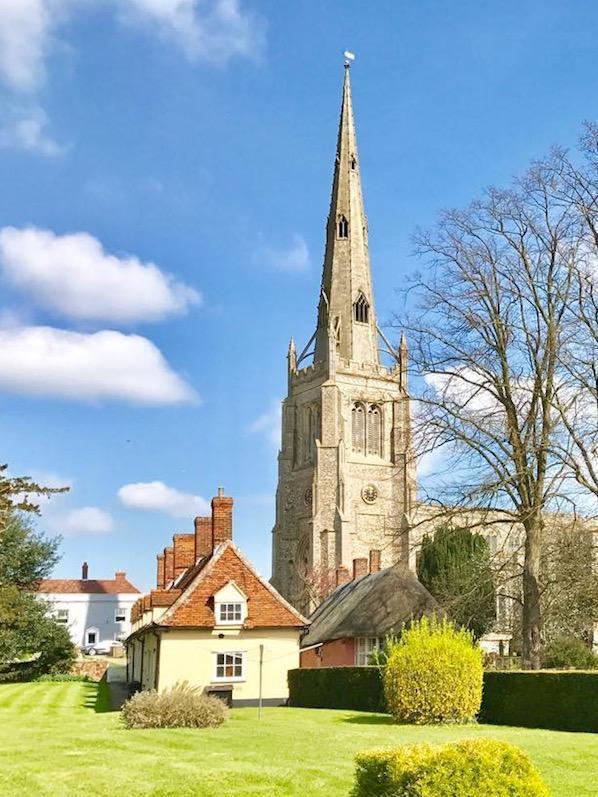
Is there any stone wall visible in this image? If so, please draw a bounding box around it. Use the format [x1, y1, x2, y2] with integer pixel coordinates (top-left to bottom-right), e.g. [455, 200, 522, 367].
[70, 659, 108, 681]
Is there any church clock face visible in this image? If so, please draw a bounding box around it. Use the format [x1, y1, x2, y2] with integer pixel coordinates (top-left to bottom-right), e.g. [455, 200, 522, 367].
[361, 484, 378, 504]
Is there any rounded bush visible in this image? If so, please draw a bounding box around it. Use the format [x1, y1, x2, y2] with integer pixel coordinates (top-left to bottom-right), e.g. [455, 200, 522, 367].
[383, 616, 483, 724]
[121, 681, 228, 729]
[353, 739, 549, 797]
[542, 635, 596, 670]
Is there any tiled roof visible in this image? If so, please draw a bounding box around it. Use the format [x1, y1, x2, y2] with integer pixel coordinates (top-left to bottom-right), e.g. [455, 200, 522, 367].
[36, 577, 140, 595]
[158, 541, 308, 629]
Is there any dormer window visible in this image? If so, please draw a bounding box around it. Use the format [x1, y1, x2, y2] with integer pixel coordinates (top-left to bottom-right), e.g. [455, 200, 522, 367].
[338, 215, 349, 238]
[214, 581, 247, 627]
[354, 292, 369, 323]
[219, 602, 243, 624]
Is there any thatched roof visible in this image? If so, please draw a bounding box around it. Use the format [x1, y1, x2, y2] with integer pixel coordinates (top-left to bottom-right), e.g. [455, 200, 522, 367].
[301, 563, 438, 647]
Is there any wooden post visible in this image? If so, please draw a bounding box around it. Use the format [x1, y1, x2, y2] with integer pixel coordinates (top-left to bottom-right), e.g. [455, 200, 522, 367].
[258, 644, 264, 719]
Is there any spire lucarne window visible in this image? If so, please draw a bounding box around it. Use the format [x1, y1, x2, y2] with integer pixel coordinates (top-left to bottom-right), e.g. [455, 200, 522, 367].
[354, 292, 369, 323]
[337, 215, 349, 238]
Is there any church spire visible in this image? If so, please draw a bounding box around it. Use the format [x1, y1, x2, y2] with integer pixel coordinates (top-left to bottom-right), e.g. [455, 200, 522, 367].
[314, 63, 379, 366]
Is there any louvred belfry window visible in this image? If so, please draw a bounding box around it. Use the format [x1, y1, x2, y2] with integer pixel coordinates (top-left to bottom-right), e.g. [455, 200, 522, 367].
[352, 402, 366, 453]
[367, 405, 381, 456]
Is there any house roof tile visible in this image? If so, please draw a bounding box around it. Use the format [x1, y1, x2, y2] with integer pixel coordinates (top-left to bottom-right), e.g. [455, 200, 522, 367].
[36, 577, 140, 595]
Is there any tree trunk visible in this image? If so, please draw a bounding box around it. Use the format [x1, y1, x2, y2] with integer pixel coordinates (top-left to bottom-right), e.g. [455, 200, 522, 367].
[522, 517, 543, 669]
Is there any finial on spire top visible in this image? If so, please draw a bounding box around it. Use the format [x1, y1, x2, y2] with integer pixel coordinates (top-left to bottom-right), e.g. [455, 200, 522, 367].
[343, 50, 355, 68]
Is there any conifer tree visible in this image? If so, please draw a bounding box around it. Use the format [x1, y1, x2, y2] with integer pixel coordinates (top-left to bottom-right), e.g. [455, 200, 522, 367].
[417, 525, 496, 639]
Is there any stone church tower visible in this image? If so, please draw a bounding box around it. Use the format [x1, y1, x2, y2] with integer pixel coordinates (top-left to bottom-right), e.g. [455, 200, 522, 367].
[271, 64, 416, 613]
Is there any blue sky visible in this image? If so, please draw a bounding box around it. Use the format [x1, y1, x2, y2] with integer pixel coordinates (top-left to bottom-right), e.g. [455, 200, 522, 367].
[1, 1, 597, 591]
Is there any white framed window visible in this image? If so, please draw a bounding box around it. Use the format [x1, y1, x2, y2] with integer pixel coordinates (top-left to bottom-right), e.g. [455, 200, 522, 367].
[86, 628, 99, 645]
[355, 637, 383, 666]
[115, 607, 127, 623]
[214, 651, 245, 682]
[54, 609, 69, 624]
[218, 602, 243, 624]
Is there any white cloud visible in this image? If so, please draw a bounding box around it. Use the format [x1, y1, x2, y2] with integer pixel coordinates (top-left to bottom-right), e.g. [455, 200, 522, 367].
[0, 106, 64, 156]
[254, 234, 310, 274]
[59, 506, 114, 536]
[121, 0, 265, 64]
[247, 399, 281, 447]
[0, 226, 200, 323]
[118, 480, 209, 517]
[0, 1, 262, 95]
[0, 325, 197, 404]
[0, 0, 58, 92]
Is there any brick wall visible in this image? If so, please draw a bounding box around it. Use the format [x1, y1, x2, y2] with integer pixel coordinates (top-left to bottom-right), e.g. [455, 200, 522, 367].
[300, 638, 355, 668]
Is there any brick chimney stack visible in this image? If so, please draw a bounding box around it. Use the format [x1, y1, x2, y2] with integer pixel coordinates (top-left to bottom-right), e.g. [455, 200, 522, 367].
[156, 553, 165, 589]
[81, 562, 88, 580]
[115, 570, 127, 586]
[164, 546, 174, 584]
[369, 549, 381, 574]
[211, 487, 233, 549]
[352, 558, 368, 580]
[173, 533, 195, 577]
[335, 566, 350, 587]
[194, 516, 212, 560]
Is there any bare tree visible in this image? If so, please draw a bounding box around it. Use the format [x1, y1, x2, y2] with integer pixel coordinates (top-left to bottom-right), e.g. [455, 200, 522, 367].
[545, 126, 598, 501]
[399, 151, 586, 668]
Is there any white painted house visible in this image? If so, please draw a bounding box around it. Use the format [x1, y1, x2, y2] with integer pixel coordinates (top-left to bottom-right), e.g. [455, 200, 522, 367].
[37, 562, 141, 648]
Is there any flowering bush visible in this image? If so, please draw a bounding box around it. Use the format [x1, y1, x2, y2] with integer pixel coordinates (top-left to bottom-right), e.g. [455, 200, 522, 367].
[353, 739, 549, 797]
[383, 616, 483, 724]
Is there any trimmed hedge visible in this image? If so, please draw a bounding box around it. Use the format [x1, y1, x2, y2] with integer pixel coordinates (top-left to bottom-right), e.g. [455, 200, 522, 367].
[353, 739, 549, 797]
[480, 671, 598, 733]
[288, 667, 385, 712]
[288, 667, 598, 732]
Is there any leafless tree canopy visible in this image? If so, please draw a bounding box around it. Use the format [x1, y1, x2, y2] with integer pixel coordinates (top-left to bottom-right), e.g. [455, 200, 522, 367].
[397, 127, 598, 667]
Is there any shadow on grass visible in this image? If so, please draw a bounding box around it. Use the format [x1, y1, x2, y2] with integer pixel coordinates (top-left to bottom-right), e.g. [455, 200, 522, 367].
[342, 713, 395, 725]
[82, 679, 117, 713]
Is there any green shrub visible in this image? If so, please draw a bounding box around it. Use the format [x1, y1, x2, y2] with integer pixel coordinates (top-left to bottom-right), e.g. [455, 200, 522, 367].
[289, 665, 598, 733]
[353, 739, 549, 797]
[35, 673, 91, 682]
[383, 617, 483, 724]
[542, 635, 596, 669]
[481, 671, 598, 732]
[121, 681, 228, 729]
[288, 666, 385, 712]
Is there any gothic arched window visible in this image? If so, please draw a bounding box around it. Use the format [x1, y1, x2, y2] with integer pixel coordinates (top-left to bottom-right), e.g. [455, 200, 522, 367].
[338, 215, 349, 239]
[354, 292, 369, 323]
[367, 404, 382, 456]
[352, 402, 366, 453]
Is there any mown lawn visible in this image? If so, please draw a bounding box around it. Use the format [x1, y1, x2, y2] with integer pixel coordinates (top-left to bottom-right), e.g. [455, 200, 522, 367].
[0, 682, 596, 796]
